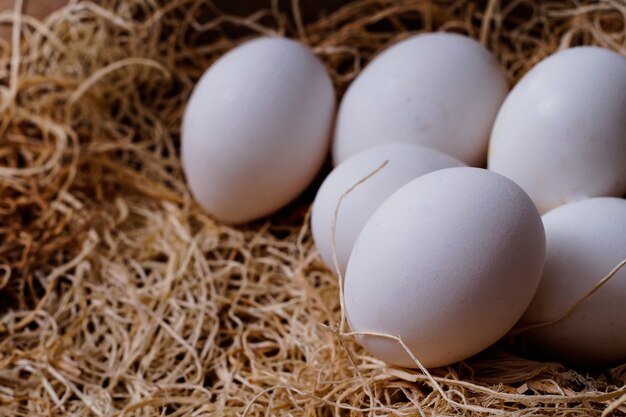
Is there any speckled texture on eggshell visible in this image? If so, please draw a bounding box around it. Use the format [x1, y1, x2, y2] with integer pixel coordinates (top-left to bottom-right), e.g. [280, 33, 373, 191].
[332, 33, 508, 166]
[488, 47, 626, 214]
[520, 197, 626, 366]
[311, 143, 464, 275]
[182, 37, 335, 223]
[344, 167, 546, 368]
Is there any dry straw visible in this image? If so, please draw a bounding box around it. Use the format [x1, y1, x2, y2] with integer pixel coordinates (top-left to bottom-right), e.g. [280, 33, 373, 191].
[1, 0, 626, 415]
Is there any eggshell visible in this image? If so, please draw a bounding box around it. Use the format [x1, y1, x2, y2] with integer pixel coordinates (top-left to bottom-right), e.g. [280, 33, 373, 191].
[332, 32, 508, 166]
[519, 197, 626, 366]
[488, 47, 626, 214]
[345, 167, 546, 368]
[311, 143, 464, 275]
[182, 37, 335, 223]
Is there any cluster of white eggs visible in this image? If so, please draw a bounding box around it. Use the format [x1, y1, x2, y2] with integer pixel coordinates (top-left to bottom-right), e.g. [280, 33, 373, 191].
[182, 34, 626, 368]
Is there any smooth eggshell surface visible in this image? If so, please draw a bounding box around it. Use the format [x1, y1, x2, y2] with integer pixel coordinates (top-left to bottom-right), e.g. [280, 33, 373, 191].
[488, 47, 626, 214]
[345, 167, 546, 368]
[332, 32, 508, 166]
[519, 197, 626, 366]
[182, 37, 335, 223]
[311, 143, 464, 275]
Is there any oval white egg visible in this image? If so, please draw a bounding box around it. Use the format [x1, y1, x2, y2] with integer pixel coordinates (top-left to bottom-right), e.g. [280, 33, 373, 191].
[311, 143, 464, 275]
[519, 197, 626, 366]
[488, 47, 626, 214]
[182, 37, 335, 223]
[345, 167, 546, 368]
[332, 32, 508, 166]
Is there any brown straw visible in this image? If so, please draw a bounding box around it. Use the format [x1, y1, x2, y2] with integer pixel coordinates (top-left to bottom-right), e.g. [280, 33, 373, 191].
[1, 0, 626, 415]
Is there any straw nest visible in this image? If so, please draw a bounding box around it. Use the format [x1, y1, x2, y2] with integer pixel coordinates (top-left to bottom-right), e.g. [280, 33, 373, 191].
[1, 0, 626, 415]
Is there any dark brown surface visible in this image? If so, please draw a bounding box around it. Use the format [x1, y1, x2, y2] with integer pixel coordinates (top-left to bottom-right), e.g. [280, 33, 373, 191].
[0, 0, 68, 41]
[213, 0, 348, 23]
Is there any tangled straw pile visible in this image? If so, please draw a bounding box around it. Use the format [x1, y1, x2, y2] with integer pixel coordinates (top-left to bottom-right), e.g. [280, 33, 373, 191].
[1, 0, 626, 415]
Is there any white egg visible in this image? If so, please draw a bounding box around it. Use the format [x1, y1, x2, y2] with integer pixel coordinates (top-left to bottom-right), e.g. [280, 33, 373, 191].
[311, 143, 464, 275]
[332, 32, 508, 166]
[182, 37, 335, 223]
[345, 167, 545, 368]
[488, 47, 626, 214]
[519, 197, 626, 366]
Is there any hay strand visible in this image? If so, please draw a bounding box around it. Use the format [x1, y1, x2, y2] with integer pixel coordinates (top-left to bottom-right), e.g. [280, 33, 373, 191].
[1, 0, 626, 415]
